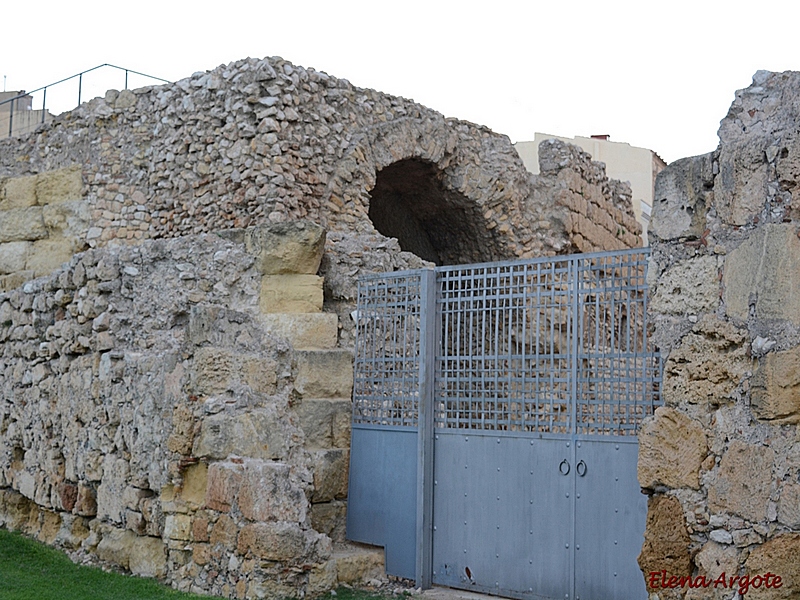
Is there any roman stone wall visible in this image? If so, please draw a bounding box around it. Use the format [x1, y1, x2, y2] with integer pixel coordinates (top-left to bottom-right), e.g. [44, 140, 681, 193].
[0, 54, 643, 597]
[639, 70, 800, 599]
[0, 223, 395, 598]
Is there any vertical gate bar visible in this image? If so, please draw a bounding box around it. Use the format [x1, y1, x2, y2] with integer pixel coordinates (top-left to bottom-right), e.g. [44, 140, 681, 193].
[416, 268, 436, 588]
[569, 256, 581, 600]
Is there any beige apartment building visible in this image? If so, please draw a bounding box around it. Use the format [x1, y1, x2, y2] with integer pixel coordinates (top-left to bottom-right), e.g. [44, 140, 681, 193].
[0, 91, 54, 139]
[515, 133, 666, 244]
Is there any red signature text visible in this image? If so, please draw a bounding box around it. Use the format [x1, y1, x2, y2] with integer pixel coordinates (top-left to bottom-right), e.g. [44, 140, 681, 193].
[648, 571, 782, 596]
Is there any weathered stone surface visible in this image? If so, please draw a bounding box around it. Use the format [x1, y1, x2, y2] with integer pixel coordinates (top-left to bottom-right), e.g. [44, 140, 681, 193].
[333, 546, 385, 584]
[0, 174, 37, 209]
[191, 347, 235, 395]
[96, 456, 129, 524]
[0, 207, 47, 242]
[245, 221, 326, 275]
[685, 541, 741, 600]
[708, 440, 774, 522]
[26, 238, 80, 276]
[296, 399, 351, 449]
[0, 241, 31, 274]
[650, 153, 714, 241]
[663, 317, 750, 406]
[751, 346, 800, 423]
[258, 313, 338, 349]
[778, 482, 800, 527]
[638, 495, 692, 588]
[209, 514, 238, 549]
[204, 462, 244, 513]
[259, 274, 324, 313]
[723, 224, 800, 324]
[129, 536, 167, 578]
[236, 522, 305, 561]
[194, 409, 288, 460]
[35, 165, 82, 205]
[638, 407, 707, 490]
[164, 514, 191, 541]
[743, 534, 800, 599]
[308, 560, 338, 596]
[311, 449, 349, 502]
[237, 460, 307, 522]
[311, 500, 347, 542]
[96, 527, 137, 569]
[650, 256, 720, 315]
[294, 350, 353, 399]
[179, 463, 207, 508]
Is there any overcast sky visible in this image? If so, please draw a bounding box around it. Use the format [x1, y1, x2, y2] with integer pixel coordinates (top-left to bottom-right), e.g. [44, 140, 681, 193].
[3, 1, 799, 164]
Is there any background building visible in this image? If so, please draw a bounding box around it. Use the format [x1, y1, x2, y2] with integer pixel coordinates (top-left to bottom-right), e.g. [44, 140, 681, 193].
[0, 91, 54, 139]
[516, 133, 667, 244]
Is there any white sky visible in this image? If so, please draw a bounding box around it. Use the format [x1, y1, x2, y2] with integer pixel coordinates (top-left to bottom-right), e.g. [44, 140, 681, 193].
[3, 0, 799, 164]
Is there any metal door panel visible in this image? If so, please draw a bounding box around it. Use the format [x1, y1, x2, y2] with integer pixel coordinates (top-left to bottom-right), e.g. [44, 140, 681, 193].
[574, 439, 647, 600]
[346, 425, 418, 579]
[433, 432, 572, 599]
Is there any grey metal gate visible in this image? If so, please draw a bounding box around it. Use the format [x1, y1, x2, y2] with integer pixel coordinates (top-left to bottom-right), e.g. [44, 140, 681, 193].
[347, 249, 662, 599]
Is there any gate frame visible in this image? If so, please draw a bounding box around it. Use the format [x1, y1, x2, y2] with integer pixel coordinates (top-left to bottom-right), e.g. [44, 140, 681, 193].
[347, 248, 661, 594]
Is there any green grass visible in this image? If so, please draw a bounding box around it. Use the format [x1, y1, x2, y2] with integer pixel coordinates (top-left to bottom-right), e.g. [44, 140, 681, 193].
[0, 527, 403, 600]
[0, 528, 207, 600]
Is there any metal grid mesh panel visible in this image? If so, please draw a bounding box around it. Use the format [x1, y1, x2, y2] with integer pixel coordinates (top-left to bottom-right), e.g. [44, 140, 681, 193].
[434, 250, 661, 435]
[575, 253, 661, 435]
[436, 260, 575, 432]
[352, 272, 422, 427]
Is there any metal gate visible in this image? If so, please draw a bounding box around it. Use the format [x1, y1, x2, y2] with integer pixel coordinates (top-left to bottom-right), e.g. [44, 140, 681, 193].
[347, 249, 662, 600]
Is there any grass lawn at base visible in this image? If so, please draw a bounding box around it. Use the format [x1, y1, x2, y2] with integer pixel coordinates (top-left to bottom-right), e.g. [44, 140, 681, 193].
[0, 528, 208, 600]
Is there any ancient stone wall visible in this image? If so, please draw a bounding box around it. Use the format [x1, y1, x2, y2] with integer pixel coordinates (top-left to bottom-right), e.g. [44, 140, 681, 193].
[0, 223, 387, 597]
[639, 70, 800, 599]
[0, 54, 643, 597]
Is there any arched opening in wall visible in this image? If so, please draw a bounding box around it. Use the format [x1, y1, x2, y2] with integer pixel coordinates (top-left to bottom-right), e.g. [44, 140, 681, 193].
[367, 159, 491, 265]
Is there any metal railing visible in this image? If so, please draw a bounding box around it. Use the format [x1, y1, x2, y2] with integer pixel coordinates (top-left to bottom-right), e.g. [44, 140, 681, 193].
[1, 64, 171, 139]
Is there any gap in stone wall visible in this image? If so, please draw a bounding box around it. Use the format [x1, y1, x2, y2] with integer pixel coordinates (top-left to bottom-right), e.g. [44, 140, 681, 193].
[367, 158, 488, 266]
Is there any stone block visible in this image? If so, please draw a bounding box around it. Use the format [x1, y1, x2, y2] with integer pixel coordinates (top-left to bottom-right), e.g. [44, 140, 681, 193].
[259, 274, 324, 313]
[308, 560, 338, 596]
[638, 407, 707, 490]
[237, 460, 307, 522]
[334, 546, 385, 584]
[294, 350, 353, 399]
[194, 409, 288, 460]
[74, 483, 97, 516]
[778, 482, 800, 528]
[96, 527, 137, 569]
[26, 238, 81, 276]
[311, 449, 349, 502]
[258, 312, 338, 349]
[723, 224, 800, 324]
[35, 165, 83, 205]
[708, 440, 774, 522]
[192, 514, 209, 542]
[38, 510, 62, 545]
[236, 521, 305, 561]
[311, 500, 347, 542]
[209, 514, 238, 549]
[244, 221, 326, 275]
[663, 317, 750, 406]
[0, 270, 35, 292]
[296, 399, 352, 449]
[192, 347, 235, 395]
[0, 207, 47, 243]
[96, 456, 129, 524]
[638, 495, 692, 587]
[204, 462, 244, 513]
[0, 241, 31, 274]
[180, 462, 208, 508]
[164, 514, 192, 541]
[650, 256, 720, 316]
[751, 346, 800, 424]
[0, 175, 37, 210]
[41, 200, 90, 236]
[129, 536, 167, 578]
[650, 153, 713, 241]
[743, 533, 800, 599]
[241, 356, 278, 395]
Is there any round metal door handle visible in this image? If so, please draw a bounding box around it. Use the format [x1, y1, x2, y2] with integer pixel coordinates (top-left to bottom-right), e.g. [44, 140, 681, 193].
[576, 460, 587, 477]
[559, 459, 570, 475]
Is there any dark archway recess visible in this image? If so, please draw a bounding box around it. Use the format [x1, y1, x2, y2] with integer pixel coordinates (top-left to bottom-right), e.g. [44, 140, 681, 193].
[368, 159, 492, 265]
